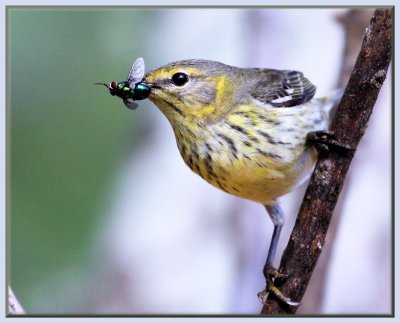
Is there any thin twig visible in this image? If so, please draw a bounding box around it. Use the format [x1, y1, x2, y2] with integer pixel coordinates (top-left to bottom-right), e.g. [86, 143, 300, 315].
[261, 8, 392, 314]
[8, 286, 25, 315]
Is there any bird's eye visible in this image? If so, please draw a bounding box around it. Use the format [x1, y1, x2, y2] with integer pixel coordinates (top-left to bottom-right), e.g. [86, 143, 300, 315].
[171, 72, 189, 86]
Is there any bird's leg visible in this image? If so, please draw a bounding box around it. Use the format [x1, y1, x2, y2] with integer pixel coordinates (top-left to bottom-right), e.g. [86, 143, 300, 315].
[306, 130, 355, 154]
[257, 203, 301, 307]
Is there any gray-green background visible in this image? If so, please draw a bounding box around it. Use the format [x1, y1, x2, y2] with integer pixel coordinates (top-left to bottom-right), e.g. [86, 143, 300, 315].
[8, 8, 161, 312]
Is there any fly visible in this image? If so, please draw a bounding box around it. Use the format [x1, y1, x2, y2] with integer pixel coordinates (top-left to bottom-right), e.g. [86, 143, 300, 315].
[95, 57, 151, 110]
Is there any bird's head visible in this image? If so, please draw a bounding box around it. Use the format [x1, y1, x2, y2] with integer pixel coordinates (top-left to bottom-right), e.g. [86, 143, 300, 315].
[143, 59, 238, 125]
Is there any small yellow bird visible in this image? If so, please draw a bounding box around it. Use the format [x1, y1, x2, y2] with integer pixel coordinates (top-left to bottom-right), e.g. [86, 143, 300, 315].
[99, 58, 338, 306]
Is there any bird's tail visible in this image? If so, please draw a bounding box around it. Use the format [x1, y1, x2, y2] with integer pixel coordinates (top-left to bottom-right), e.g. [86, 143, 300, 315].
[317, 87, 345, 110]
[317, 87, 345, 121]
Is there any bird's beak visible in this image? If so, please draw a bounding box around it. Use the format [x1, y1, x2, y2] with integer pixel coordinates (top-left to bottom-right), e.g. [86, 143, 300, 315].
[141, 79, 161, 90]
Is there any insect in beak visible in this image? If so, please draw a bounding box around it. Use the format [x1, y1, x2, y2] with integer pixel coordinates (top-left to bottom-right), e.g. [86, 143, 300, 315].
[95, 57, 149, 106]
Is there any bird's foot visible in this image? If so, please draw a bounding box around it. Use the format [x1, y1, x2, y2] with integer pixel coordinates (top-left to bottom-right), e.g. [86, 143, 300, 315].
[306, 130, 355, 154]
[257, 265, 301, 307]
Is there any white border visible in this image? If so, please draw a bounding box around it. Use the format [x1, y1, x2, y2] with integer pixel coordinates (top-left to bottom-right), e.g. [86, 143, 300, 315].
[1, 2, 397, 322]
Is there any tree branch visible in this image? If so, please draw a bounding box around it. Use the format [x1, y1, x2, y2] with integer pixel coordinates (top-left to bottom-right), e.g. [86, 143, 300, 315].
[298, 9, 373, 313]
[261, 8, 392, 315]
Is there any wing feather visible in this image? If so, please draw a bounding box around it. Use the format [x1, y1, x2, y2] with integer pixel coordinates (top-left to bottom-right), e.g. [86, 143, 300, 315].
[250, 69, 316, 107]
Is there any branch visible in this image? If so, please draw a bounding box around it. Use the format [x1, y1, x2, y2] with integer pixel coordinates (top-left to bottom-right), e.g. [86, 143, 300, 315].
[298, 9, 373, 313]
[261, 8, 392, 315]
[8, 286, 25, 315]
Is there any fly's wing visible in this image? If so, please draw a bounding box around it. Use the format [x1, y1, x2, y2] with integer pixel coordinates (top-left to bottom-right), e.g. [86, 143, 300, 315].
[123, 98, 139, 110]
[126, 57, 145, 89]
[250, 69, 316, 107]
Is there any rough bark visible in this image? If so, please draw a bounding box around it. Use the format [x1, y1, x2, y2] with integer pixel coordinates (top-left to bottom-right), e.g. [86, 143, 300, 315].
[261, 8, 392, 315]
[298, 9, 373, 314]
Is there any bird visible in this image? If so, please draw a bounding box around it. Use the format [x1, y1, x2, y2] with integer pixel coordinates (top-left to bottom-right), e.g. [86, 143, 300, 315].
[98, 58, 339, 306]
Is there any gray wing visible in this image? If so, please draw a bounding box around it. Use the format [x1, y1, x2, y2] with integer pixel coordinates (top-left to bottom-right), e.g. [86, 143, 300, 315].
[127, 57, 145, 89]
[123, 98, 139, 110]
[250, 69, 316, 107]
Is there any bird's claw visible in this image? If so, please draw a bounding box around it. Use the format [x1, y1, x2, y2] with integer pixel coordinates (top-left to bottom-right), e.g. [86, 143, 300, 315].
[263, 265, 288, 281]
[306, 130, 355, 154]
[257, 286, 301, 307]
[258, 265, 301, 307]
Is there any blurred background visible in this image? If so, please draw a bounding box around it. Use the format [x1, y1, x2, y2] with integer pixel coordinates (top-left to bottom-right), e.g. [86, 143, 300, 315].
[7, 8, 391, 315]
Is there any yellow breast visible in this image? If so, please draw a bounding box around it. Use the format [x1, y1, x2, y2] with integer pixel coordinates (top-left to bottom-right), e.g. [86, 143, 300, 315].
[173, 101, 327, 204]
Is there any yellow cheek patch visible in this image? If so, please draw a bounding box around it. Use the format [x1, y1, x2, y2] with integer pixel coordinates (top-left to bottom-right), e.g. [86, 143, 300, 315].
[186, 76, 231, 121]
